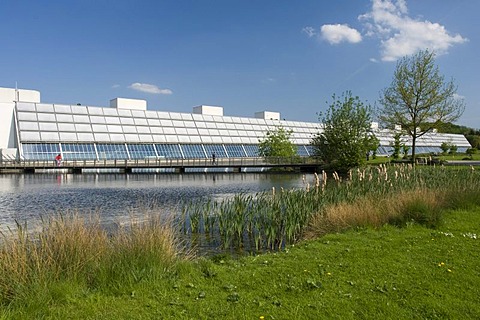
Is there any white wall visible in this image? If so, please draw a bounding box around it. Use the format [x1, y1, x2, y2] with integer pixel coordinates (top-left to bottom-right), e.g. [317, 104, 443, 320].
[0, 102, 16, 149]
[0, 87, 40, 103]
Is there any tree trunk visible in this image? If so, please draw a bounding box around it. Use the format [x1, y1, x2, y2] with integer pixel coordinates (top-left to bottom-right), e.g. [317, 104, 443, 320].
[412, 136, 416, 165]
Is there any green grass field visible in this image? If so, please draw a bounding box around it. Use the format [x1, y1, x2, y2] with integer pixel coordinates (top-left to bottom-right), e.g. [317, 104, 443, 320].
[1, 206, 479, 319]
[1, 165, 479, 319]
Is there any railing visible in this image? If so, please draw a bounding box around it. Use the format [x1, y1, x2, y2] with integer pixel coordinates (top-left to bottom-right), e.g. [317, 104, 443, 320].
[0, 156, 323, 170]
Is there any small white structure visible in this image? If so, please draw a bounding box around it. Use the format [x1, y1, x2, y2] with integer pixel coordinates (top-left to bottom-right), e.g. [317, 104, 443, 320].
[110, 98, 147, 111]
[193, 105, 224, 116]
[255, 111, 280, 121]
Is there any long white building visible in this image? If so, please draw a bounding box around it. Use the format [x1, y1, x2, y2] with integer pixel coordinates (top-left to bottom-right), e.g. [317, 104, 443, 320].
[0, 86, 471, 161]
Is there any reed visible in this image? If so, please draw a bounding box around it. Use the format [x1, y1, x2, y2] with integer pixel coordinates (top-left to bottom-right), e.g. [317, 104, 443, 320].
[181, 165, 480, 253]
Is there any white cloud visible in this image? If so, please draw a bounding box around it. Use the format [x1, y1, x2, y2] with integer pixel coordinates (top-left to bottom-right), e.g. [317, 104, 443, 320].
[128, 82, 173, 95]
[360, 0, 467, 61]
[320, 24, 362, 44]
[302, 26, 316, 38]
[304, 0, 467, 62]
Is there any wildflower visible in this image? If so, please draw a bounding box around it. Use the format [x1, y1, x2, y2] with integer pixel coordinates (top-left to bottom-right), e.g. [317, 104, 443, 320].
[447, 269, 452, 273]
[327, 272, 332, 276]
[260, 316, 265, 320]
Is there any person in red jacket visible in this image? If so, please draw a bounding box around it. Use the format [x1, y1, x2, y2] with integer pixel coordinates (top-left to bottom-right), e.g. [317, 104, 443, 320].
[55, 153, 62, 167]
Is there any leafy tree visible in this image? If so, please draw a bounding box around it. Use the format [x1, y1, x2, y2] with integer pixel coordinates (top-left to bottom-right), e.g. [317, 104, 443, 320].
[379, 50, 465, 163]
[258, 126, 297, 158]
[466, 135, 480, 149]
[440, 142, 450, 155]
[312, 91, 374, 171]
[402, 144, 410, 159]
[391, 133, 403, 160]
[368, 136, 380, 159]
[448, 144, 458, 156]
[466, 148, 477, 159]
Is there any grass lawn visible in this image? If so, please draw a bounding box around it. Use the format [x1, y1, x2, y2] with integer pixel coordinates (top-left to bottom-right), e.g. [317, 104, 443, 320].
[367, 152, 480, 165]
[2, 207, 479, 319]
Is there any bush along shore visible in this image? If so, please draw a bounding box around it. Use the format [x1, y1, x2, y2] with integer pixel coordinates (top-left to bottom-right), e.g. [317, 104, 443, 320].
[0, 164, 479, 319]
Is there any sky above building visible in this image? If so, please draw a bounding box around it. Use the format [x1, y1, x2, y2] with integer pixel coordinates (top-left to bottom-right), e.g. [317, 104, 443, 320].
[1, 0, 478, 128]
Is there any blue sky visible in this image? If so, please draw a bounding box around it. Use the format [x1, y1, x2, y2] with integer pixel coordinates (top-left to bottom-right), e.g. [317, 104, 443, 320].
[1, 0, 478, 128]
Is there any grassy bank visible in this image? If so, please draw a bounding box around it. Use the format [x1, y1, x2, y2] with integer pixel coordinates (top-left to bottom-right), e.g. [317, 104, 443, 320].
[1, 165, 479, 318]
[1, 206, 479, 319]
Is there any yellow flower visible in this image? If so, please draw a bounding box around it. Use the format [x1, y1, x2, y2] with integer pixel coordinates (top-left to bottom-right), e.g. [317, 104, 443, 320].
[260, 317, 265, 320]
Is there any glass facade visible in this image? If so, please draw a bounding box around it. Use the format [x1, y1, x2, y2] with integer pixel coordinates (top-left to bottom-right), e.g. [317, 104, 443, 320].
[19, 141, 470, 161]
[96, 144, 129, 160]
[22, 143, 60, 160]
[243, 145, 259, 157]
[181, 144, 206, 159]
[204, 144, 227, 158]
[304, 145, 315, 156]
[155, 144, 182, 158]
[62, 143, 97, 160]
[297, 145, 310, 157]
[127, 144, 156, 159]
[224, 144, 247, 157]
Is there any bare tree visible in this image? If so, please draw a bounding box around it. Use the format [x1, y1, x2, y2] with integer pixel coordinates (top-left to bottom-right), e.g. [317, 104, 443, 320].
[379, 50, 465, 163]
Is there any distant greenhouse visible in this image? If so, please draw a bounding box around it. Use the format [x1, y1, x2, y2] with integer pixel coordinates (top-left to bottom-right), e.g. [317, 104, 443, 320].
[0, 87, 471, 161]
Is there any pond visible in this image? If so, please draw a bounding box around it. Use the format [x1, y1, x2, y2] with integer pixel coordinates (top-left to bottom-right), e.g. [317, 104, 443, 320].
[0, 173, 314, 234]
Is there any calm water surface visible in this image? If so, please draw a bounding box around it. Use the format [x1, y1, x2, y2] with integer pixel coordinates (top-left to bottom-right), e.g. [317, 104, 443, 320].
[0, 173, 314, 233]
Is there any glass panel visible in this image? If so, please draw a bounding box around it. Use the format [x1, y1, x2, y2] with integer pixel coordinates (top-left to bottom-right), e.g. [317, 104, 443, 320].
[204, 144, 227, 158]
[296, 145, 309, 157]
[96, 144, 128, 160]
[155, 144, 183, 159]
[224, 144, 247, 157]
[305, 145, 315, 156]
[61, 143, 97, 160]
[181, 144, 206, 159]
[127, 144, 156, 159]
[22, 143, 60, 160]
[243, 144, 259, 157]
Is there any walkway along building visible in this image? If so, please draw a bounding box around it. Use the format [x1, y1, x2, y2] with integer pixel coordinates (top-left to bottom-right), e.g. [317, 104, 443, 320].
[0, 86, 471, 164]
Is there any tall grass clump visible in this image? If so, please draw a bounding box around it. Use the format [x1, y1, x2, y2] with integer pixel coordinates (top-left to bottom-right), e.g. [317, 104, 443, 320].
[181, 164, 480, 253]
[0, 212, 185, 305]
[304, 188, 445, 239]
